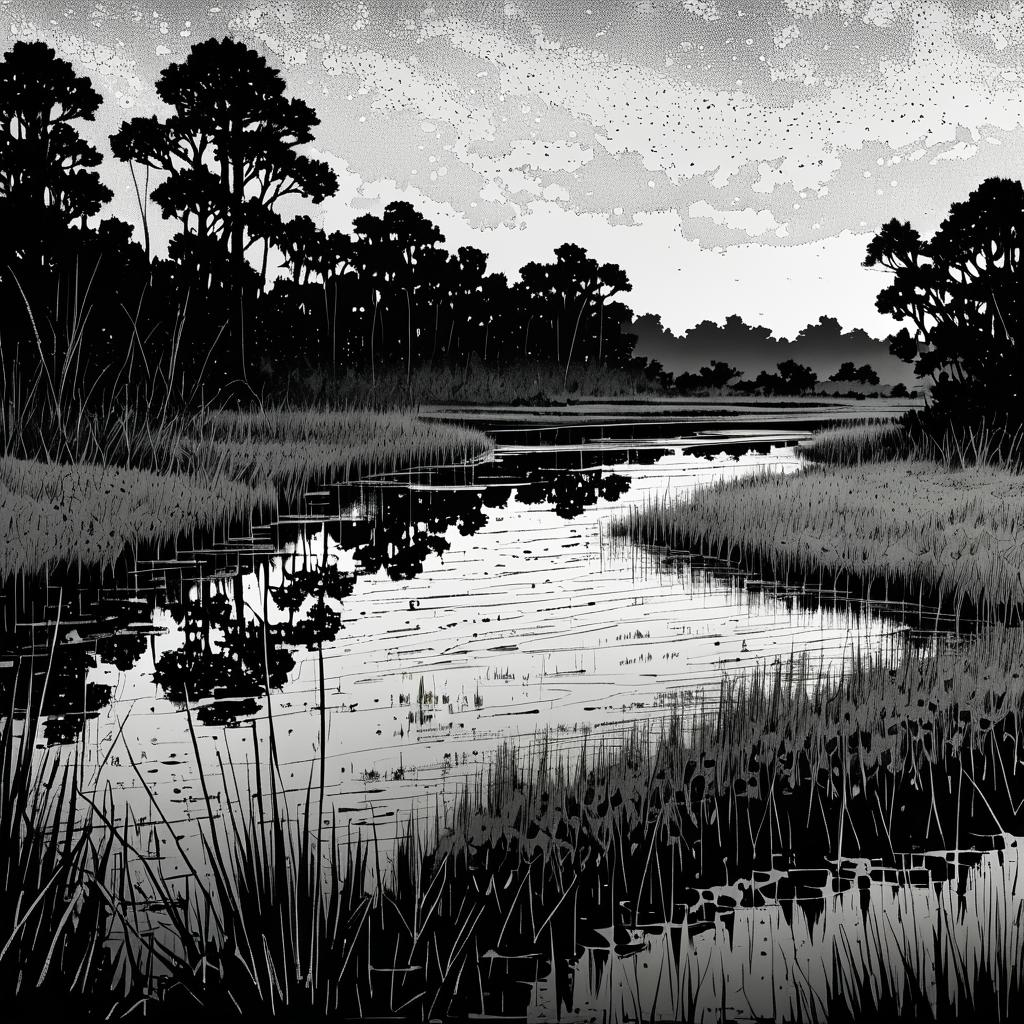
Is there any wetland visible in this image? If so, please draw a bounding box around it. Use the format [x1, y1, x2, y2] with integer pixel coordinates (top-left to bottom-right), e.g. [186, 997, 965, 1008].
[7, 397, 1021, 1022]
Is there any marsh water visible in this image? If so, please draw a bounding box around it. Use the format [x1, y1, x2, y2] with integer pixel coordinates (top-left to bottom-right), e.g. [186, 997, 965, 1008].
[4, 404, 1018, 1021]
[4, 410, 924, 814]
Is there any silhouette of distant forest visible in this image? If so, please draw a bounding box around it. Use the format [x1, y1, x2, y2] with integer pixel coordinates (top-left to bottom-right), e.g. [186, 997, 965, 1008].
[0, 38, 644, 407]
[0, 36, 920, 412]
[11, 33, 1021, 418]
[630, 313, 916, 396]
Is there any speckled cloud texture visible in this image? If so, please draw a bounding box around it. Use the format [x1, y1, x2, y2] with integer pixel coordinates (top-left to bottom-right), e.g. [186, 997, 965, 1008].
[7, 0, 1024, 334]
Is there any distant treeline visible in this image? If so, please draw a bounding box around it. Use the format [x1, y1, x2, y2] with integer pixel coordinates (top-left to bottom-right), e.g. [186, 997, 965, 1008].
[630, 313, 915, 396]
[14, 33, 1004, 416]
[0, 37, 639, 402]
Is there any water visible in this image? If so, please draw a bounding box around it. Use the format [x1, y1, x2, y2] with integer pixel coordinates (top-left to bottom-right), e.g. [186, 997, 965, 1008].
[4, 420, 919, 829]
[4, 412, 1011, 1019]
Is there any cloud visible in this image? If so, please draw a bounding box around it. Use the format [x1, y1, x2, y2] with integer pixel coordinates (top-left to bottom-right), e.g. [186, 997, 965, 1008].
[973, 4, 1024, 50]
[774, 24, 801, 48]
[687, 200, 788, 237]
[678, 0, 721, 19]
[410, 4, 1024, 203]
[863, 1, 903, 28]
[931, 140, 979, 161]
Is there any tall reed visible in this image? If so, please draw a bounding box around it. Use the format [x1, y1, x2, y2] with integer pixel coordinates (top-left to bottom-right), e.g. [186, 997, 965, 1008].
[0, 613, 128, 1016]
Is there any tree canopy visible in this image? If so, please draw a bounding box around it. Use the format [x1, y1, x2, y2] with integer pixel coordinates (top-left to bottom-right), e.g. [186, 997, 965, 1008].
[0, 41, 111, 259]
[110, 37, 338, 379]
[866, 176, 1024, 423]
[829, 361, 879, 386]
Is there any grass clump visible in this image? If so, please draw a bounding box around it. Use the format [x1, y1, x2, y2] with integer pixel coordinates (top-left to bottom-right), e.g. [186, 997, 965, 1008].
[0, 458, 275, 579]
[821, 888, 1024, 1023]
[799, 420, 913, 464]
[627, 457, 1024, 617]
[454, 624, 1024, 875]
[205, 406, 492, 486]
[0, 408, 491, 579]
[1, 632, 129, 1017]
[801, 414, 1024, 470]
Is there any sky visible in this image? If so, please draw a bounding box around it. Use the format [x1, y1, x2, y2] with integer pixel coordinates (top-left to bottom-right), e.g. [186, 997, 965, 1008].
[6, 0, 1024, 339]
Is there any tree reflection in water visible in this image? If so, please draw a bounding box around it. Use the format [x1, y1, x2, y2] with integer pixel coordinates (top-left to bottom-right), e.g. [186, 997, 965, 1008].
[155, 575, 296, 727]
[1, 454, 640, 741]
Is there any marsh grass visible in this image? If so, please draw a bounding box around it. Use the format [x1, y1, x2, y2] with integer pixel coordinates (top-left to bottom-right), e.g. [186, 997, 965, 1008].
[0, 406, 491, 579]
[97, 624, 1024, 1019]
[801, 417, 1024, 471]
[205, 407, 492, 488]
[626, 457, 1024, 619]
[307, 359, 663, 406]
[799, 420, 913, 464]
[0, 613, 128, 1016]
[819, 877, 1024, 1023]
[0, 284, 493, 579]
[453, 624, 1024, 866]
[7, 619, 1024, 1019]
[0, 457, 276, 579]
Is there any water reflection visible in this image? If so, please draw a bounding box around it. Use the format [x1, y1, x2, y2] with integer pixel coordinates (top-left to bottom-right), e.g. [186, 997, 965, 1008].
[516, 467, 631, 518]
[0, 430, 965, 755]
[0, 588, 146, 744]
[0, 452, 649, 742]
[155, 579, 295, 727]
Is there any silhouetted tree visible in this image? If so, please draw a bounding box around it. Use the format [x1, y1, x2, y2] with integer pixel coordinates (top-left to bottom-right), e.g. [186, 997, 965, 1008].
[866, 176, 1024, 424]
[674, 361, 742, 393]
[0, 40, 111, 265]
[277, 214, 326, 286]
[829, 361, 879, 385]
[683, 316, 775, 355]
[0, 33, 649, 406]
[111, 37, 338, 381]
[735, 359, 817, 396]
[518, 243, 634, 374]
[701, 360, 743, 389]
[776, 359, 818, 394]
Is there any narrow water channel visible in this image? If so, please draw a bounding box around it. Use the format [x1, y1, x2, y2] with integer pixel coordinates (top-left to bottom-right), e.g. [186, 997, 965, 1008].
[4, 419, 928, 834]
[4, 413, 1017, 1021]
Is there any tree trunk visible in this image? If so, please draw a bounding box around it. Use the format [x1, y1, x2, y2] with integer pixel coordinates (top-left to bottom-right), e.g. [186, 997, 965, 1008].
[229, 119, 247, 383]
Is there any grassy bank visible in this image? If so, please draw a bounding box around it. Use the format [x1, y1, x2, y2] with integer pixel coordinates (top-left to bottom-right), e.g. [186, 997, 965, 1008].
[801, 417, 1024, 469]
[627, 442, 1024, 617]
[0, 408, 491, 579]
[304, 360, 665, 405]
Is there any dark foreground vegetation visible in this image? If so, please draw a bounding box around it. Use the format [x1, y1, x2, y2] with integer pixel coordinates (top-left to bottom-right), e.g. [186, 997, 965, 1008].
[5, 595, 1024, 1020]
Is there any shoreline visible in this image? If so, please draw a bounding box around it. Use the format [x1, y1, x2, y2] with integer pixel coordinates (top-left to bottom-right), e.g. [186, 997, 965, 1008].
[0, 408, 492, 581]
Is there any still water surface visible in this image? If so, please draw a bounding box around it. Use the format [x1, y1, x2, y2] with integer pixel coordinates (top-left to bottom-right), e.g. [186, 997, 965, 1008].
[6, 411, 1017, 1021]
[3, 418, 929, 837]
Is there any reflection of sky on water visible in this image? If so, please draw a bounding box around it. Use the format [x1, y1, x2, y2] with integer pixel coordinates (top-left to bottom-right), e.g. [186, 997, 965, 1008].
[34, 432, 918, 849]
[525, 841, 1023, 1023]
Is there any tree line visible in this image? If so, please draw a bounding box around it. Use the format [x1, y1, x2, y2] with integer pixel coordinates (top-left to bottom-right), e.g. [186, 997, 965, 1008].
[638, 312, 912, 396]
[667, 353, 888, 395]
[4, 34, 1016, 422]
[0, 37, 638, 402]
